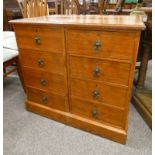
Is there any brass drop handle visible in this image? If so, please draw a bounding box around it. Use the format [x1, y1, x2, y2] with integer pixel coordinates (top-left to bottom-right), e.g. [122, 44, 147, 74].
[40, 79, 47, 86]
[93, 67, 100, 77]
[92, 89, 100, 98]
[34, 36, 41, 45]
[42, 96, 48, 104]
[94, 40, 101, 51]
[92, 108, 97, 118]
[37, 58, 44, 67]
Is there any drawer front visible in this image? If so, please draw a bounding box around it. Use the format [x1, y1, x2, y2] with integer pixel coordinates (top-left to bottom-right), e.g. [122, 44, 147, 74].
[27, 87, 66, 111]
[15, 26, 64, 52]
[71, 78, 127, 108]
[20, 49, 65, 75]
[70, 56, 130, 85]
[23, 67, 65, 94]
[70, 98, 124, 128]
[67, 30, 135, 60]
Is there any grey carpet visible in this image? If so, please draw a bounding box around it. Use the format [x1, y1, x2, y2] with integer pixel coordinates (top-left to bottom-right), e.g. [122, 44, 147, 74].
[3, 77, 152, 155]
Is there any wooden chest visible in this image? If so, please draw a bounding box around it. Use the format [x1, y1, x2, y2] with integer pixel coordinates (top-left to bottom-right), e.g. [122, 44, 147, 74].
[11, 15, 145, 144]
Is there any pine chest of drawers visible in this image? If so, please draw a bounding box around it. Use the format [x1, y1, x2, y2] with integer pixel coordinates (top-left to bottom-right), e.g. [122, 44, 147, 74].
[11, 15, 145, 144]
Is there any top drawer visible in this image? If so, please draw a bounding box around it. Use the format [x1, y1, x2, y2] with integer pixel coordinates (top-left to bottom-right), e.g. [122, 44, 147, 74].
[14, 25, 64, 52]
[66, 30, 136, 61]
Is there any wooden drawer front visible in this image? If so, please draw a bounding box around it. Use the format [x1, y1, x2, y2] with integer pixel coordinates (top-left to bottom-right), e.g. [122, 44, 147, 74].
[70, 56, 130, 85]
[23, 67, 65, 94]
[70, 98, 124, 128]
[20, 49, 65, 74]
[71, 78, 127, 108]
[67, 30, 135, 60]
[15, 26, 64, 52]
[27, 87, 66, 111]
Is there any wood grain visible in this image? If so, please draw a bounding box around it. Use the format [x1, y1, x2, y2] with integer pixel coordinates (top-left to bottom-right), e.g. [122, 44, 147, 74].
[70, 97, 125, 128]
[20, 49, 65, 75]
[23, 0, 48, 18]
[27, 86, 67, 111]
[10, 15, 145, 31]
[15, 25, 65, 52]
[69, 56, 131, 85]
[23, 67, 65, 95]
[12, 15, 144, 144]
[70, 78, 127, 108]
[67, 29, 136, 61]
[27, 101, 127, 144]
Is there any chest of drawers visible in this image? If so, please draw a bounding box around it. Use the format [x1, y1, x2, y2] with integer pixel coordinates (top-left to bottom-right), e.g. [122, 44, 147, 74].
[11, 15, 145, 144]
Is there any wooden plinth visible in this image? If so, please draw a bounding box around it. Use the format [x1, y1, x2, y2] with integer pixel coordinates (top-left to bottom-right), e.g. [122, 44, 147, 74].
[26, 101, 127, 144]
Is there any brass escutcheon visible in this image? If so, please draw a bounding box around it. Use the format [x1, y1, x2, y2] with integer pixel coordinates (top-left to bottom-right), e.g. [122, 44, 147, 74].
[93, 67, 100, 77]
[40, 79, 47, 86]
[42, 96, 48, 104]
[94, 40, 102, 51]
[34, 36, 41, 45]
[92, 108, 97, 117]
[37, 58, 44, 67]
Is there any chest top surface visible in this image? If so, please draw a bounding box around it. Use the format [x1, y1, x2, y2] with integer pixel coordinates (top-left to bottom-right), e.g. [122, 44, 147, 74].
[10, 15, 145, 30]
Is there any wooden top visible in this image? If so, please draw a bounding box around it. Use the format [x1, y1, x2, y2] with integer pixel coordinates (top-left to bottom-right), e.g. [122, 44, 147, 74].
[10, 15, 145, 30]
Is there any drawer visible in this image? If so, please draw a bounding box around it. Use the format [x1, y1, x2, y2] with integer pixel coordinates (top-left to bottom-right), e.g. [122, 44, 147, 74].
[67, 30, 135, 60]
[71, 78, 127, 108]
[70, 56, 130, 85]
[27, 87, 66, 111]
[70, 98, 125, 128]
[23, 67, 65, 94]
[15, 26, 64, 52]
[20, 49, 65, 75]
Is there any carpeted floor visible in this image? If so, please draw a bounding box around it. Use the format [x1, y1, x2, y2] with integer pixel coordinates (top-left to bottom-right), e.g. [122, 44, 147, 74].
[3, 76, 152, 155]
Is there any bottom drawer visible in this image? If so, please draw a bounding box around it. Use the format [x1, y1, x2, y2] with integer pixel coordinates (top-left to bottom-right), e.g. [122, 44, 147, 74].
[27, 87, 66, 111]
[70, 98, 125, 128]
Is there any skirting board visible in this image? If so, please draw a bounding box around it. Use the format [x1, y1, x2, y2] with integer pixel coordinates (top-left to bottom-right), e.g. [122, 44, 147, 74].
[26, 101, 127, 144]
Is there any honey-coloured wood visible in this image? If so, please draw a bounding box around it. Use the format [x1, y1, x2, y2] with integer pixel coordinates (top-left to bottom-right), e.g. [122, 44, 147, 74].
[67, 29, 137, 61]
[70, 78, 128, 108]
[22, 0, 48, 18]
[27, 100, 127, 144]
[69, 56, 131, 85]
[23, 67, 65, 95]
[70, 97, 125, 128]
[14, 25, 65, 52]
[27, 86, 67, 111]
[10, 15, 145, 144]
[20, 49, 65, 75]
